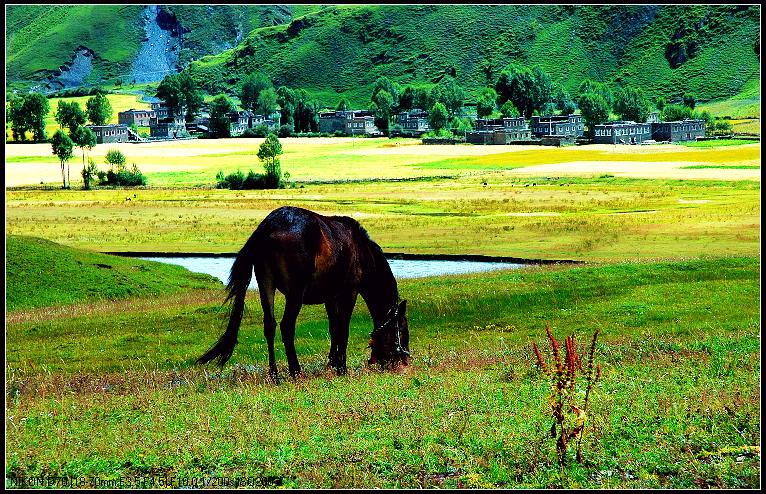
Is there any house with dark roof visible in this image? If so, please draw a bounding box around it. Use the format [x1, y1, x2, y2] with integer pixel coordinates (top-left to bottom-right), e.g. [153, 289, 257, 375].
[593, 121, 653, 144]
[651, 119, 705, 142]
[466, 117, 531, 144]
[530, 114, 584, 138]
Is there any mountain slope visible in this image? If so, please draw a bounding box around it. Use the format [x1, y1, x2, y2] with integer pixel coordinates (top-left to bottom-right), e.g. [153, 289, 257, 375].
[6, 4, 760, 108]
[185, 4, 759, 106]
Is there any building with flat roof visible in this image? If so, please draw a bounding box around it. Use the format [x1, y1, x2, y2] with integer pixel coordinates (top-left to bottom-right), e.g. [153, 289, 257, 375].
[593, 121, 653, 144]
[530, 114, 584, 138]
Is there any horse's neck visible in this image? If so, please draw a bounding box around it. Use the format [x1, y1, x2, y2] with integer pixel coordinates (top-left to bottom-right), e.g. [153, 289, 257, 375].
[359, 245, 398, 324]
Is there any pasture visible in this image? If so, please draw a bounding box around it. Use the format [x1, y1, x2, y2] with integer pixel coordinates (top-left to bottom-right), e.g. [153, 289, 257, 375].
[4, 137, 761, 488]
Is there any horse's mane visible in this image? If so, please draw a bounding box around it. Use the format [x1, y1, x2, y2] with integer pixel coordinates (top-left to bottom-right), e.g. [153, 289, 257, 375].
[331, 215, 398, 300]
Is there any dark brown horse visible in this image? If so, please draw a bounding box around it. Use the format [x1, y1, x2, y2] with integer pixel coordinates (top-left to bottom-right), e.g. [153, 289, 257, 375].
[197, 206, 409, 378]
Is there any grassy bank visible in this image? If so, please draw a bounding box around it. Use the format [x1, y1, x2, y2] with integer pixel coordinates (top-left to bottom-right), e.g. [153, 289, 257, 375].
[5, 256, 760, 488]
[6, 236, 221, 312]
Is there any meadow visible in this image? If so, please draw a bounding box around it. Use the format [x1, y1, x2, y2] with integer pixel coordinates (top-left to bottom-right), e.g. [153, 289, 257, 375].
[4, 136, 761, 488]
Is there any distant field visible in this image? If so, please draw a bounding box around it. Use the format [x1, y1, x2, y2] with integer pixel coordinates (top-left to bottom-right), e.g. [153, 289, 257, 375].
[4, 139, 761, 187]
[5, 174, 760, 262]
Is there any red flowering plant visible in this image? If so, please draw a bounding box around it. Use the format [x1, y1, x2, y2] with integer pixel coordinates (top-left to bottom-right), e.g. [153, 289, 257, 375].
[532, 325, 601, 466]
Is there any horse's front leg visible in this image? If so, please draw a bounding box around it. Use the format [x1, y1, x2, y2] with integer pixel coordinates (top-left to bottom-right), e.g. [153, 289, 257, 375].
[334, 291, 358, 375]
[280, 292, 304, 378]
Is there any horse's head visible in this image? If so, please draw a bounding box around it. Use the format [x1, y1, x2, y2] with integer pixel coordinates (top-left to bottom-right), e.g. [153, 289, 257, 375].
[368, 299, 410, 369]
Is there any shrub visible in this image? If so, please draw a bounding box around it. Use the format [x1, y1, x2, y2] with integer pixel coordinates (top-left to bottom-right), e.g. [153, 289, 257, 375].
[216, 169, 270, 190]
[100, 162, 147, 186]
[278, 124, 293, 138]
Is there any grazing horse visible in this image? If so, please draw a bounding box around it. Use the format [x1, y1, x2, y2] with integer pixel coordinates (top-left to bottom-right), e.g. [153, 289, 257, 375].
[197, 206, 410, 378]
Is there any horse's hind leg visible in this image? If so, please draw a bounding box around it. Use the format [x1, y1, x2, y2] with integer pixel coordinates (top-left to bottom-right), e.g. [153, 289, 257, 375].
[280, 289, 305, 378]
[257, 277, 279, 381]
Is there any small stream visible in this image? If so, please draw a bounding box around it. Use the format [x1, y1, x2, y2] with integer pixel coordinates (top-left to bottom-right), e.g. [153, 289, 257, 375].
[139, 256, 526, 289]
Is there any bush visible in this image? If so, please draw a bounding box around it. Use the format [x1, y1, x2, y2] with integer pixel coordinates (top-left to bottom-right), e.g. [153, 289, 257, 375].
[278, 124, 294, 138]
[216, 169, 272, 190]
[100, 162, 147, 186]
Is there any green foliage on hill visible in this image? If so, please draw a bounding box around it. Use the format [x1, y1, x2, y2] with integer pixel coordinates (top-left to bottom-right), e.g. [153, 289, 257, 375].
[186, 4, 759, 108]
[6, 236, 220, 312]
[6, 5, 759, 110]
[6, 5, 145, 88]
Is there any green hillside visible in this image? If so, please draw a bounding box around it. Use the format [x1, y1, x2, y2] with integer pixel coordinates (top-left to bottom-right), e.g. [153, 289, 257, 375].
[6, 236, 220, 312]
[6, 4, 760, 108]
[5, 4, 315, 90]
[186, 4, 760, 106]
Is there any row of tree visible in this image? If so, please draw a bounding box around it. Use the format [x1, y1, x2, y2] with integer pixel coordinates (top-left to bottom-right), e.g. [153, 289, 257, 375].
[7, 90, 113, 143]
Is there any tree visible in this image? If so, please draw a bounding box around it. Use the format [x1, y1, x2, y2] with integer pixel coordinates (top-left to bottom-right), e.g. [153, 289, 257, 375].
[86, 92, 112, 126]
[431, 76, 465, 117]
[428, 102, 448, 134]
[156, 73, 203, 120]
[530, 66, 554, 115]
[105, 148, 127, 170]
[23, 92, 50, 141]
[51, 130, 74, 189]
[660, 103, 693, 122]
[577, 79, 613, 108]
[554, 86, 576, 115]
[476, 87, 497, 118]
[209, 93, 234, 138]
[257, 133, 284, 188]
[81, 158, 99, 190]
[71, 125, 97, 187]
[655, 96, 667, 112]
[55, 100, 86, 135]
[276, 86, 296, 130]
[372, 90, 394, 131]
[499, 100, 520, 118]
[495, 64, 535, 118]
[293, 90, 319, 133]
[371, 76, 401, 113]
[614, 87, 651, 122]
[178, 71, 203, 121]
[156, 74, 182, 116]
[8, 94, 29, 141]
[256, 87, 278, 118]
[240, 72, 273, 113]
[577, 92, 610, 136]
[336, 98, 351, 112]
[682, 92, 697, 109]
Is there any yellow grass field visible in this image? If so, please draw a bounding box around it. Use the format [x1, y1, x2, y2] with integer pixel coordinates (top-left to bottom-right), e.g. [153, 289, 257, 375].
[4, 138, 761, 187]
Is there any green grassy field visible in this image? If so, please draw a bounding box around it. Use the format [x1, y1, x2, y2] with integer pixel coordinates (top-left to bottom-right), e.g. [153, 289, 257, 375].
[5, 134, 761, 488]
[5, 251, 760, 488]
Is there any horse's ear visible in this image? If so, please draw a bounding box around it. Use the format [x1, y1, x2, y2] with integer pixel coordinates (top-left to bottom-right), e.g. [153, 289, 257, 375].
[398, 299, 407, 315]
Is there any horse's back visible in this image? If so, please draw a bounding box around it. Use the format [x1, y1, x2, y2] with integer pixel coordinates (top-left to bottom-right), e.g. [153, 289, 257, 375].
[253, 207, 364, 301]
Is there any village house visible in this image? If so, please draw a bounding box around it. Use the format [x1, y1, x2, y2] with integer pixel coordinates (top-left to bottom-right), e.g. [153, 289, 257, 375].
[651, 119, 706, 142]
[150, 114, 186, 139]
[466, 117, 531, 144]
[319, 110, 380, 135]
[228, 110, 252, 136]
[530, 114, 584, 138]
[397, 109, 430, 136]
[151, 101, 171, 120]
[249, 110, 281, 131]
[593, 121, 653, 145]
[86, 124, 130, 144]
[117, 109, 157, 127]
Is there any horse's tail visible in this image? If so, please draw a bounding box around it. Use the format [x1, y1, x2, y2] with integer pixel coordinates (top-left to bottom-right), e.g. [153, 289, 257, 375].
[196, 233, 259, 367]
